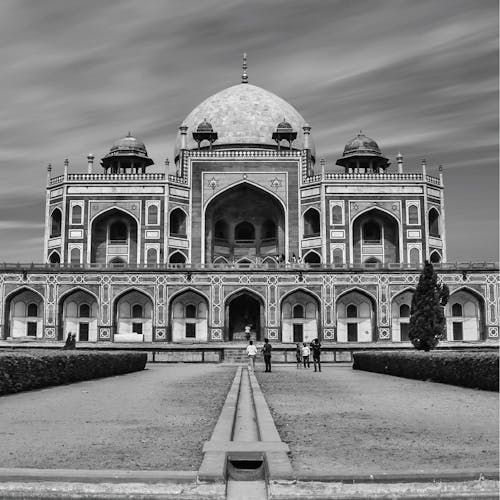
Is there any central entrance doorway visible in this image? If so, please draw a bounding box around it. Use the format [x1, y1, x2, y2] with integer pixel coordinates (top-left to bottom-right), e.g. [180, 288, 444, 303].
[226, 291, 264, 341]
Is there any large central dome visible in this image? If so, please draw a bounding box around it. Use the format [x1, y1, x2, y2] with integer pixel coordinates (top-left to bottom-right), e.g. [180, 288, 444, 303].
[175, 83, 314, 158]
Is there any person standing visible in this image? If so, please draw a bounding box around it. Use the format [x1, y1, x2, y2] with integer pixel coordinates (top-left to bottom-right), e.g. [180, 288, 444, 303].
[295, 343, 302, 369]
[301, 342, 310, 368]
[311, 338, 322, 372]
[246, 340, 257, 371]
[262, 338, 272, 372]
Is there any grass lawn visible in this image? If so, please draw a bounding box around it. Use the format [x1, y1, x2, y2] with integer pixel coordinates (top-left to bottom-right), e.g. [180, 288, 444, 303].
[0, 364, 236, 470]
[256, 365, 499, 475]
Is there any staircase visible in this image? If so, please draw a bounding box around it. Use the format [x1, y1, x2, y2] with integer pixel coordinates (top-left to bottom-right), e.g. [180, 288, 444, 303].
[224, 348, 247, 363]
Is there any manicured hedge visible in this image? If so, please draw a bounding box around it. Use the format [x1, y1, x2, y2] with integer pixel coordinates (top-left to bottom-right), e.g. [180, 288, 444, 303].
[0, 350, 147, 395]
[352, 350, 498, 391]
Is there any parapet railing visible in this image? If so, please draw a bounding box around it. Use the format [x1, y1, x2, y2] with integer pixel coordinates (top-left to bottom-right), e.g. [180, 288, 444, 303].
[305, 172, 441, 186]
[49, 173, 167, 186]
[1, 262, 497, 272]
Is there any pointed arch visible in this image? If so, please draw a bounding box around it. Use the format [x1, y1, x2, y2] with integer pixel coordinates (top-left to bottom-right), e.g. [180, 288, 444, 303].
[168, 251, 187, 264]
[303, 207, 321, 237]
[58, 287, 99, 342]
[3, 287, 45, 339]
[430, 250, 442, 263]
[428, 207, 440, 237]
[48, 250, 61, 264]
[50, 208, 62, 238]
[280, 287, 322, 306]
[303, 250, 321, 264]
[169, 208, 187, 237]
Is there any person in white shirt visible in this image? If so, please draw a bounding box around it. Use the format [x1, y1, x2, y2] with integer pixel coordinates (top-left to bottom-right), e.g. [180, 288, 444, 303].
[246, 340, 257, 371]
[301, 342, 311, 368]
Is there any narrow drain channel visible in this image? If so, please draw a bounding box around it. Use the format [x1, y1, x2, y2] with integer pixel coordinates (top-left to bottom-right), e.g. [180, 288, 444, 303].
[226, 368, 268, 500]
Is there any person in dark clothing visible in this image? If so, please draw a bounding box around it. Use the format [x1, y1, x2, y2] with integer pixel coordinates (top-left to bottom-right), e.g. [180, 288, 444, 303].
[262, 338, 272, 372]
[295, 343, 302, 368]
[311, 338, 321, 372]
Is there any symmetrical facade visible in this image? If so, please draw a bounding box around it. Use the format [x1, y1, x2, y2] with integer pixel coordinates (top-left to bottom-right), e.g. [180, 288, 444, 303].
[2, 61, 498, 345]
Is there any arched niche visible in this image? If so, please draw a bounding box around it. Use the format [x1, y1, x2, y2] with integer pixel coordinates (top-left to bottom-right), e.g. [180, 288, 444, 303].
[336, 290, 376, 342]
[58, 288, 98, 342]
[445, 288, 485, 341]
[204, 183, 285, 264]
[391, 290, 414, 342]
[225, 290, 265, 342]
[90, 208, 138, 265]
[4, 288, 44, 339]
[169, 290, 209, 342]
[281, 290, 320, 344]
[113, 289, 153, 342]
[352, 208, 400, 264]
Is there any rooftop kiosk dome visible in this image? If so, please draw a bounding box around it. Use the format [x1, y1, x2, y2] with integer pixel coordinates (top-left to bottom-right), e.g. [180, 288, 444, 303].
[336, 132, 390, 173]
[174, 83, 315, 160]
[101, 133, 154, 174]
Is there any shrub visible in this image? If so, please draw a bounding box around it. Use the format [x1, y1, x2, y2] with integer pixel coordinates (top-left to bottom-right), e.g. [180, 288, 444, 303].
[352, 350, 498, 391]
[0, 350, 147, 395]
[409, 261, 449, 351]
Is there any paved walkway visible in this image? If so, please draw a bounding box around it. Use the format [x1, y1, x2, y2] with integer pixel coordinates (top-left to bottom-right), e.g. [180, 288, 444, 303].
[0, 364, 236, 470]
[256, 365, 499, 475]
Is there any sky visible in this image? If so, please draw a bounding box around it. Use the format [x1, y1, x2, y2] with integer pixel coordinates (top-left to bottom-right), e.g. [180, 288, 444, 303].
[0, 0, 498, 262]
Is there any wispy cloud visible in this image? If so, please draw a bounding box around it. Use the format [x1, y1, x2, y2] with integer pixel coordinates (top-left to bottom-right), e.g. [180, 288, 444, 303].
[0, 0, 497, 261]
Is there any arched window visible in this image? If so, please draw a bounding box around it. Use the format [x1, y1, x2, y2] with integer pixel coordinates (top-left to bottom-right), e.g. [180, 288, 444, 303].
[109, 220, 128, 243]
[409, 247, 420, 265]
[72, 205, 82, 225]
[304, 251, 321, 264]
[169, 251, 186, 264]
[303, 208, 320, 237]
[331, 205, 343, 225]
[110, 257, 125, 265]
[132, 304, 143, 318]
[408, 205, 418, 224]
[346, 304, 358, 318]
[147, 205, 158, 225]
[332, 248, 343, 266]
[27, 303, 38, 317]
[429, 209, 440, 237]
[70, 247, 81, 265]
[430, 251, 441, 263]
[79, 304, 90, 318]
[262, 220, 276, 239]
[146, 247, 157, 265]
[214, 220, 229, 241]
[293, 304, 304, 318]
[170, 209, 187, 237]
[235, 221, 255, 241]
[50, 209, 62, 238]
[452, 303, 463, 317]
[49, 252, 60, 264]
[185, 304, 197, 318]
[399, 304, 410, 317]
[362, 220, 381, 243]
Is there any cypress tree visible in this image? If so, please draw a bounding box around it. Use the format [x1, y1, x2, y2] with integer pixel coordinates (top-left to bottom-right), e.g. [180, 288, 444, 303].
[409, 261, 449, 351]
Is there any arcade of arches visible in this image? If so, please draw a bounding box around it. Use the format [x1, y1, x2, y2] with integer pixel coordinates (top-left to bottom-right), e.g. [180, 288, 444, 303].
[0, 286, 487, 343]
[205, 184, 285, 264]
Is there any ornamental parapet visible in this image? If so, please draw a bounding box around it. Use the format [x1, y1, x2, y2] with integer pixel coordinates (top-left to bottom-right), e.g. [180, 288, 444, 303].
[1, 261, 497, 273]
[303, 172, 441, 186]
[48, 172, 167, 187]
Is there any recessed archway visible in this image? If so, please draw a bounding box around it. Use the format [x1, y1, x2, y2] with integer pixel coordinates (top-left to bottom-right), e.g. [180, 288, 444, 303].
[58, 288, 98, 342]
[445, 287, 485, 341]
[205, 183, 286, 264]
[170, 290, 209, 342]
[3, 287, 44, 339]
[281, 289, 320, 343]
[113, 289, 153, 342]
[336, 289, 377, 342]
[352, 208, 400, 264]
[225, 290, 265, 341]
[90, 208, 138, 265]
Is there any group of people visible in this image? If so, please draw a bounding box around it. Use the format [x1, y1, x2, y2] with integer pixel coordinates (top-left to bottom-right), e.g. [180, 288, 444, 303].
[296, 339, 322, 371]
[245, 338, 322, 372]
[246, 338, 272, 372]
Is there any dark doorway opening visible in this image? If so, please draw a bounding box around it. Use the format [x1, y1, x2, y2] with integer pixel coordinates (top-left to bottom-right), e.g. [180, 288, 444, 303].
[400, 322, 409, 341]
[227, 293, 262, 341]
[293, 324, 303, 343]
[79, 322, 89, 341]
[347, 323, 358, 342]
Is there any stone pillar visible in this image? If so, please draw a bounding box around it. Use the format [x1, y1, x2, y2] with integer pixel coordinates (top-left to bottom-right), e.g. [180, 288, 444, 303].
[397, 152, 403, 173]
[87, 153, 94, 174]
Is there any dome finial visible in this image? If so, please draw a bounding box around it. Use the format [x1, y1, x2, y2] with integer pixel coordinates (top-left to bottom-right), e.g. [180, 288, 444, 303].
[241, 52, 248, 84]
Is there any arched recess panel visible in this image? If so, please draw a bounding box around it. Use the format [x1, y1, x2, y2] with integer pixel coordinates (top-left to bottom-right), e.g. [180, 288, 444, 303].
[58, 289, 98, 342]
[445, 289, 485, 341]
[429, 208, 440, 237]
[170, 290, 209, 342]
[4, 288, 44, 339]
[336, 290, 376, 342]
[281, 290, 320, 344]
[169, 209, 187, 237]
[303, 208, 320, 237]
[303, 250, 321, 265]
[50, 209, 62, 238]
[391, 290, 414, 342]
[113, 290, 153, 342]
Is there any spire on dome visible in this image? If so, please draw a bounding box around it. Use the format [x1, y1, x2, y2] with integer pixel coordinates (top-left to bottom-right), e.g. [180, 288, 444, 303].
[241, 53, 248, 84]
